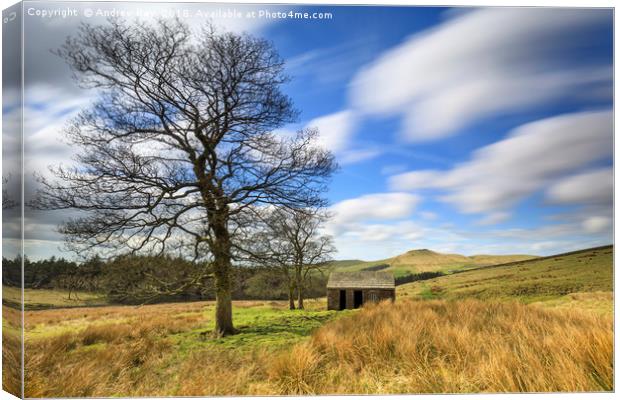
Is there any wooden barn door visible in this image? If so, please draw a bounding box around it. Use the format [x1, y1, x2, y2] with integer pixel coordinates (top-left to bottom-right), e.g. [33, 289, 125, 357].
[354, 290, 363, 308]
[339, 290, 346, 310]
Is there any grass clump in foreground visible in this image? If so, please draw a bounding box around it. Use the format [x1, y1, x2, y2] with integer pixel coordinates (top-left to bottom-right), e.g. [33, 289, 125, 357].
[24, 298, 612, 396]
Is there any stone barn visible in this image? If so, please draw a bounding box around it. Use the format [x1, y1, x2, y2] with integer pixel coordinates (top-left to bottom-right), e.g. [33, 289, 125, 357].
[327, 271, 395, 310]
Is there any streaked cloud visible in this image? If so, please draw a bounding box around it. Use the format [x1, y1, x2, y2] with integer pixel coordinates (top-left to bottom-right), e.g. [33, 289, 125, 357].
[475, 212, 511, 226]
[350, 8, 612, 141]
[330, 192, 421, 226]
[389, 110, 612, 216]
[546, 167, 613, 206]
[304, 110, 382, 165]
[307, 110, 357, 153]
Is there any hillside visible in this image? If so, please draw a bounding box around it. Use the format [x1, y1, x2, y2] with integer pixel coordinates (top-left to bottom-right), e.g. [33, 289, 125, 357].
[331, 248, 537, 277]
[326, 259, 366, 269]
[398, 245, 613, 313]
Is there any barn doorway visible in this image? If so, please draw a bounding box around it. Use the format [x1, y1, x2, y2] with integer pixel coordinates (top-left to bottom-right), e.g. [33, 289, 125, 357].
[353, 290, 363, 308]
[339, 290, 346, 310]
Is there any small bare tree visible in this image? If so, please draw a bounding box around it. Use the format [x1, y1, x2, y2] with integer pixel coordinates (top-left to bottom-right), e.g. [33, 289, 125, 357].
[250, 207, 334, 310]
[2, 176, 17, 210]
[36, 19, 336, 335]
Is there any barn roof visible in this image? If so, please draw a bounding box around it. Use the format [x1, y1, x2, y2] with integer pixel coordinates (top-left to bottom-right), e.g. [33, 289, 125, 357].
[327, 271, 395, 289]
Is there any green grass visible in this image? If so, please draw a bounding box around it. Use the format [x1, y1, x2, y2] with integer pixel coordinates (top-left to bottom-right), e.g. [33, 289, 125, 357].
[7, 287, 109, 310]
[398, 245, 613, 311]
[172, 301, 351, 354]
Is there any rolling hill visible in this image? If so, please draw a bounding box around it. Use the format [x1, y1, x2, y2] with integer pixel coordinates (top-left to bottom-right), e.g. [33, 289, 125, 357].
[330, 248, 537, 277]
[397, 245, 613, 312]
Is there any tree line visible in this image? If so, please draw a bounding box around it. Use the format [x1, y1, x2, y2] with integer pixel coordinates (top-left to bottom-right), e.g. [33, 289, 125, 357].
[2, 253, 329, 305]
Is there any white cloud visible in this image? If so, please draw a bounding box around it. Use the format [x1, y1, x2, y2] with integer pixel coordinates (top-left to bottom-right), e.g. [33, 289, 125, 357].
[350, 8, 611, 141]
[21, 85, 92, 199]
[582, 216, 612, 234]
[341, 221, 424, 242]
[389, 110, 612, 214]
[419, 211, 437, 220]
[330, 192, 420, 226]
[390, 170, 441, 189]
[306, 110, 357, 153]
[475, 212, 511, 226]
[326, 193, 426, 260]
[491, 222, 606, 241]
[546, 167, 612, 206]
[328, 220, 430, 260]
[304, 110, 381, 164]
[338, 148, 382, 165]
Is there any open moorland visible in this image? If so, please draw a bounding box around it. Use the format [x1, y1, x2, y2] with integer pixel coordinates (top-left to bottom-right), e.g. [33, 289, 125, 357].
[7, 245, 612, 396]
[398, 245, 613, 312]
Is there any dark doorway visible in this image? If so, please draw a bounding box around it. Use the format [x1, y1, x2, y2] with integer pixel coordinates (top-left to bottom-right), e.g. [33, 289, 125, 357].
[353, 290, 363, 308]
[339, 290, 346, 310]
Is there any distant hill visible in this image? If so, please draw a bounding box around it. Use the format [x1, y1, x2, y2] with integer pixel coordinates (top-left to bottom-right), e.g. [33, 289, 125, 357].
[327, 260, 366, 269]
[398, 245, 613, 308]
[329, 248, 537, 277]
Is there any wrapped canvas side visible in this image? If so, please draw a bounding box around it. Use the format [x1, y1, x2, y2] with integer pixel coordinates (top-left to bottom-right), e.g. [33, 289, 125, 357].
[2, 2, 24, 398]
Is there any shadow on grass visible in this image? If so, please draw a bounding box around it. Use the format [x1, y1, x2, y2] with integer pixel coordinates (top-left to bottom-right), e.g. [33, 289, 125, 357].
[183, 309, 346, 351]
[218, 312, 338, 348]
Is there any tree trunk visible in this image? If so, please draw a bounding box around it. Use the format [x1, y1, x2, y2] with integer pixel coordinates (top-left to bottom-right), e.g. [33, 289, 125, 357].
[296, 278, 304, 310]
[288, 284, 296, 310]
[214, 279, 234, 335]
[297, 287, 304, 309]
[211, 215, 235, 336]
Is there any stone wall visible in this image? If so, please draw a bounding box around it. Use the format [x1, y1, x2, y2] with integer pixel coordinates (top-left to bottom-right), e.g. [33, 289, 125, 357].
[327, 288, 395, 310]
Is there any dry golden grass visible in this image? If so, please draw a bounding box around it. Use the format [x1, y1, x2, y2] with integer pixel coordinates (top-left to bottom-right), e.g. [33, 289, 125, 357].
[267, 299, 613, 394]
[23, 298, 612, 396]
[2, 305, 22, 397]
[25, 319, 175, 397]
[531, 291, 613, 315]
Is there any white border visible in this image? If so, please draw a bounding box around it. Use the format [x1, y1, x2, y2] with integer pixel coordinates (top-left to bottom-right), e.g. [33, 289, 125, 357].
[0, 1, 616, 400]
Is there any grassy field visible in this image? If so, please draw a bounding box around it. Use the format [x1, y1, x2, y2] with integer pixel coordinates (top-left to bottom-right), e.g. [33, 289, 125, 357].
[21, 298, 612, 396]
[9, 245, 614, 396]
[3, 286, 108, 310]
[22, 299, 349, 396]
[398, 245, 613, 313]
[332, 248, 536, 277]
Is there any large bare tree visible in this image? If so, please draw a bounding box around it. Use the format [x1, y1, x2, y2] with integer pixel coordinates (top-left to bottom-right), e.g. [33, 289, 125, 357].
[37, 19, 336, 335]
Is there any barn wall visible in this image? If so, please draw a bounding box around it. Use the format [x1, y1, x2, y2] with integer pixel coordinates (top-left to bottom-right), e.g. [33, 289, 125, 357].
[362, 288, 395, 304]
[327, 288, 395, 310]
[327, 289, 340, 310]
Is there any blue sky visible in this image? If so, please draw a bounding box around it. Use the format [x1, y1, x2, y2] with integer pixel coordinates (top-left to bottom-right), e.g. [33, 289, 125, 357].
[10, 3, 614, 260]
[265, 6, 613, 259]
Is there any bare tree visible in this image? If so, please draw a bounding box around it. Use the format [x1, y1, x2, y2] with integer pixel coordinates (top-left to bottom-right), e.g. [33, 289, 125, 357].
[250, 207, 334, 310]
[36, 19, 336, 335]
[2, 176, 17, 210]
[246, 210, 298, 309]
